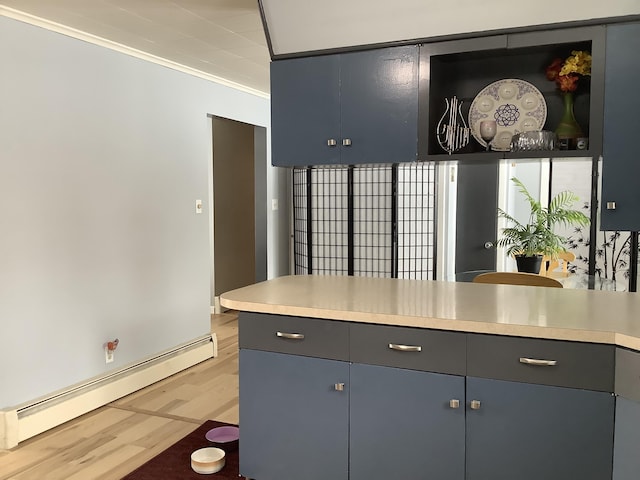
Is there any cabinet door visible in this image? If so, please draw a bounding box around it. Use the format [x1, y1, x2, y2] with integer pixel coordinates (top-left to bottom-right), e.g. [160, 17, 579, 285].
[270, 55, 341, 166]
[613, 397, 640, 480]
[350, 363, 465, 480]
[466, 377, 614, 480]
[239, 349, 349, 480]
[600, 23, 640, 230]
[341, 46, 419, 164]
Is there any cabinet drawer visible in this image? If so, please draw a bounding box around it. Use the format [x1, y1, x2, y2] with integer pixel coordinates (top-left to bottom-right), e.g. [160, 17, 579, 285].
[467, 334, 615, 392]
[239, 312, 349, 361]
[616, 347, 640, 403]
[349, 323, 466, 375]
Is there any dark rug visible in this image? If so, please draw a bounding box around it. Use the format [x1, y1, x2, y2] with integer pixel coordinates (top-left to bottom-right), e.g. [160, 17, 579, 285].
[122, 420, 241, 479]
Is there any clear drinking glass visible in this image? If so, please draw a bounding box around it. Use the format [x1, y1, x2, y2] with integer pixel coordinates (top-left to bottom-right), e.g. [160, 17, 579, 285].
[479, 120, 497, 151]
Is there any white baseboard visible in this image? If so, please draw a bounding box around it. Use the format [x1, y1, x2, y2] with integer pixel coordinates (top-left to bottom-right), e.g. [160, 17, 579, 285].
[0, 334, 215, 450]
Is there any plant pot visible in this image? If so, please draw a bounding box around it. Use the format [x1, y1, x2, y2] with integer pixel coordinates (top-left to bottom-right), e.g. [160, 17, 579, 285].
[515, 255, 543, 274]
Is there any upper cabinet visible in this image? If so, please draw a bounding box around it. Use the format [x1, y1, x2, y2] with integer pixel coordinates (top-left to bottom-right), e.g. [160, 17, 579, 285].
[420, 26, 606, 161]
[600, 22, 640, 231]
[271, 45, 419, 167]
[270, 23, 639, 169]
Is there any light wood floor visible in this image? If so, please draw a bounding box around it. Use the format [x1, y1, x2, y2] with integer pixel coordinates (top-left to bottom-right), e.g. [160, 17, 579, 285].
[0, 311, 239, 480]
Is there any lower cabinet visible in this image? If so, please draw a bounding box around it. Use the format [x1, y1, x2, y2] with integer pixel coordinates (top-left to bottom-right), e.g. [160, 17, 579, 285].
[238, 316, 619, 479]
[350, 363, 465, 480]
[613, 397, 640, 480]
[466, 377, 615, 480]
[239, 349, 349, 480]
[239, 350, 465, 480]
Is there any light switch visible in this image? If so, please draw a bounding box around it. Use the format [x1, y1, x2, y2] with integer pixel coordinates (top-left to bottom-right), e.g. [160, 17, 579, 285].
[272, 199, 279, 211]
[195, 200, 203, 214]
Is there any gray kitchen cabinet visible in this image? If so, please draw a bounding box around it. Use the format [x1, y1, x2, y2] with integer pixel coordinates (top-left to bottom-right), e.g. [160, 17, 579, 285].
[466, 333, 616, 479]
[466, 376, 615, 480]
[238, 313, 350, 480]
[238, 313, 621, 479]
[613, 397, 640, 480]
[350, 363, 465, 480]
[270, 54, 340, 167]
[239, 349, 349, 480]
[600, 22, 640, 230]
[613, 347, 640, 479]
[348, 322, 466, 479]
[270, 45, 419, 166]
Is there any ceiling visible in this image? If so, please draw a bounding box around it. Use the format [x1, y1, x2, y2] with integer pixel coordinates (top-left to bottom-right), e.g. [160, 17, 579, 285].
[260, 0, 640, 56]
[0, 0, 271, 95]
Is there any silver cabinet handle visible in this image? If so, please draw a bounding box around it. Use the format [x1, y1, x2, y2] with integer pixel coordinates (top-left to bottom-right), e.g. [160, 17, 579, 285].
[519, 357, 557, 366]
[388, 343, 422, 352]
[470, 400, 481, 410]
[327, 139, 337, 146]
[334, 383, 345, 391]
[342, 138, 352, 146]
[449, 399, 460, 409]
[276, 331, 305, 340]
[606, 201, 616, 210]
[484, 241, 494, 249]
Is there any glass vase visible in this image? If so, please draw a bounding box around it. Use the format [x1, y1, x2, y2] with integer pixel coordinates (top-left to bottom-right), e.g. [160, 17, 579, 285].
[555, 92, 583, 147]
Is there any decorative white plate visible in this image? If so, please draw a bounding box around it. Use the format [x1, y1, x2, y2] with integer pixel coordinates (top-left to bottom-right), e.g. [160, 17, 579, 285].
[468, 79, 547, 151]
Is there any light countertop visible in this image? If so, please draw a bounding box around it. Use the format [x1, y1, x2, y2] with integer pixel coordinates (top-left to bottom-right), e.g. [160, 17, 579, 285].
[220, 275, 640, 350]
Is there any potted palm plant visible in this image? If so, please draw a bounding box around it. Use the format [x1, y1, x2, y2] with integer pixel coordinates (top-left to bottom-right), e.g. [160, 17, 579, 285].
[497, 177, 590, 273]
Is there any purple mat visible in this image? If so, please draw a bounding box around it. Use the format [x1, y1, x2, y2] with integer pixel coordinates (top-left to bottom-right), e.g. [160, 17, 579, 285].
[121, 420, 242, 479]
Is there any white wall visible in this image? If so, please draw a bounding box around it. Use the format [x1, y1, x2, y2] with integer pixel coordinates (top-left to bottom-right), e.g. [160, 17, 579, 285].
[0, 16, 273, 409]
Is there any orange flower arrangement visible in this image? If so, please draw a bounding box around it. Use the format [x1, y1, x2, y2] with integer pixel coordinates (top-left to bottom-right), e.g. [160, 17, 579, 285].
[545, 50, 592, 92]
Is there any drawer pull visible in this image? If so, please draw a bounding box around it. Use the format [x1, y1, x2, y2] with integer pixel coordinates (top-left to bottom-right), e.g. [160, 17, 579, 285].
[519, 357, 557, 366]
[334, 383, 345, 392]
[449, 399, 460, 409]
[388, 343, 422, 352]
[276, 331, 305, 340]
[470, 400, 481, 410]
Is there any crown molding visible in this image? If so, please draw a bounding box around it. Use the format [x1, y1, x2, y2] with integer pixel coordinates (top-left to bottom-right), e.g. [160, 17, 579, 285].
[1, 6, 269, 99]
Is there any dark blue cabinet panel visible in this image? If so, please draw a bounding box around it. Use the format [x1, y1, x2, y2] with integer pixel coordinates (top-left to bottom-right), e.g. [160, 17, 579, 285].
[270, 55, 340, 167]
[466, 377, 614, 480]
[350, 363, 465, 480]
[239, 349, 349, 480]
[600, 23, 640, 230]
[341, 46, 418, 164]
[270, 46, 418, 166]
[613, 397, 640, 480]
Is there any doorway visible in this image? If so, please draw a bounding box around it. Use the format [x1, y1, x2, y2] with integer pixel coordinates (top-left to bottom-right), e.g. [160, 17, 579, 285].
[211, 117, 267, 306]
[455, 162, 499, 277]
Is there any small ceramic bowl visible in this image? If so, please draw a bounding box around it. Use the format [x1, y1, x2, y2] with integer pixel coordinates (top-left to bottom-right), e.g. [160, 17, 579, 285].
[191, 447, 226, 474]
[206, 426, 240, 451]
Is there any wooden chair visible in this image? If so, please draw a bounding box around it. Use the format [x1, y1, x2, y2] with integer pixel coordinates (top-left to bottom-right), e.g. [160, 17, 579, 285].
[473, 271, 563, 288]
[542, 251, 576, 277]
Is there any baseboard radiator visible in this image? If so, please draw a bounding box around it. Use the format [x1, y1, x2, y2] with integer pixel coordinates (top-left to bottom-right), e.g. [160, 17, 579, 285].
[0, 333, 216, 450]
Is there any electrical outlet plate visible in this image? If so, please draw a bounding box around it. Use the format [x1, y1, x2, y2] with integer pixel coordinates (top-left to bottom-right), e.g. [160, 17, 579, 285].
[105, 347, 114, 364]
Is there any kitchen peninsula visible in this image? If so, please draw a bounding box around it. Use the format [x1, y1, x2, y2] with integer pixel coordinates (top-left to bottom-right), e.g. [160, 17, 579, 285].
[221, 275, 640, 480]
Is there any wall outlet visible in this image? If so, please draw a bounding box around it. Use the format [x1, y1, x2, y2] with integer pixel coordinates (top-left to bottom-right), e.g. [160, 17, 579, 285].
[105, 347, 114, 364]
[195, 199, 203, 214]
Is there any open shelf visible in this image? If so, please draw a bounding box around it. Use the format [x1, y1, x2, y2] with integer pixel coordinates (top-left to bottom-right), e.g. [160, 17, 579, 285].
[423, 36, 596, 159]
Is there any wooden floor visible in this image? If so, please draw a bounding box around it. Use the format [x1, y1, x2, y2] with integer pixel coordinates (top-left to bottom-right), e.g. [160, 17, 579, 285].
[0, 311, 239, 480]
